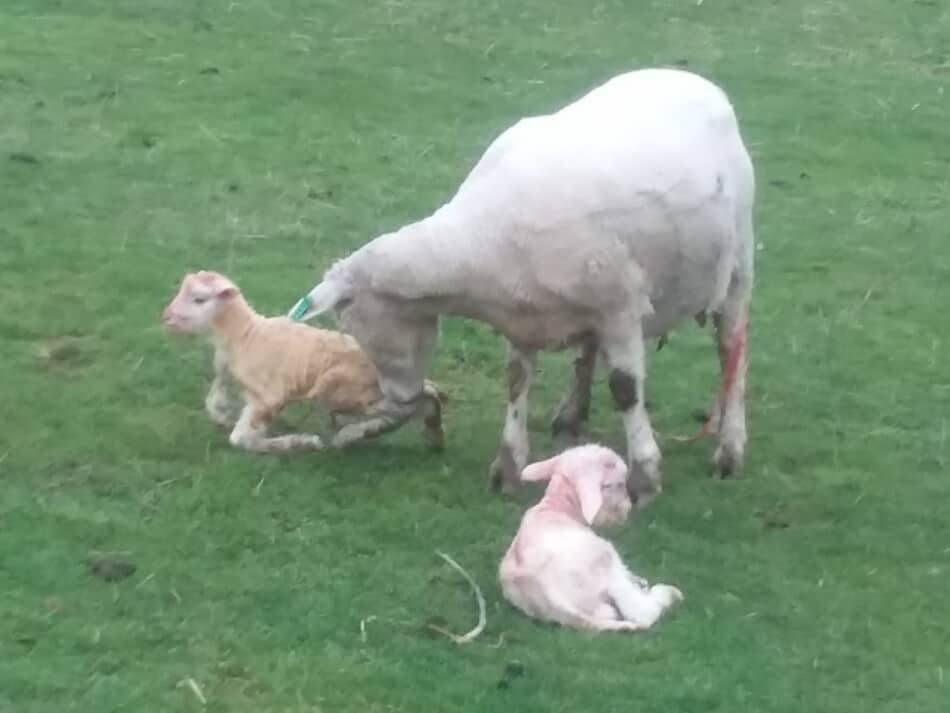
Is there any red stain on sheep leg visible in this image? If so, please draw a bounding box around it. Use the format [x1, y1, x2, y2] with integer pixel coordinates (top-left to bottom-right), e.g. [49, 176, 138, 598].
[695, 313, 747, 439]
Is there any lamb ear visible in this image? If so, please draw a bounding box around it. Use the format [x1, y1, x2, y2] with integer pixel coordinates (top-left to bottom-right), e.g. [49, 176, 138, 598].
[288, 279, 348, 321]
[573, 475, 604, 525]
[521, 455, 559, 482]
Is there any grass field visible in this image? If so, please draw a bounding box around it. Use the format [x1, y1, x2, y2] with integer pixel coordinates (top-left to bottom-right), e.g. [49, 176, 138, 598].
[2, 0, 949, 711]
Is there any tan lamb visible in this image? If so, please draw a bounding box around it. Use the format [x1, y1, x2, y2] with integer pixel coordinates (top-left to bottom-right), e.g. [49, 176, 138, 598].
[161, 270, 445, 452]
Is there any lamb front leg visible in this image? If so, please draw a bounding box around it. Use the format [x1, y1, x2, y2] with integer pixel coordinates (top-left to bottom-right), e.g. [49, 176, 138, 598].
[551, 335, 597, 439]
[489, 344, 536, 492]
[229, 402, 324, 452]
[601, 320, 662, 504]
[205, 354, 237, 427]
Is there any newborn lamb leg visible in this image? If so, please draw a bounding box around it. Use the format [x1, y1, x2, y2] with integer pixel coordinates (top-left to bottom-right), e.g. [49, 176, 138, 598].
[205, 352, 237, 428]
[229, 400, 324, 452]
[540, 584, 642, 633]
[606, 560, 682, 630]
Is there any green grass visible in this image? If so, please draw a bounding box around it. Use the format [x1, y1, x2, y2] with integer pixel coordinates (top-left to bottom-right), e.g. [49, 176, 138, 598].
[2, 0, 949, 710]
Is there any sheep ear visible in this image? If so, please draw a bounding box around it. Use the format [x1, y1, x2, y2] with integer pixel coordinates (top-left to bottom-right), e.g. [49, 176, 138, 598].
[521, 455, 559, 482]
[288, 280, 347, 321]
[573, 475, 604, 525]
[218, 287, 238, 299]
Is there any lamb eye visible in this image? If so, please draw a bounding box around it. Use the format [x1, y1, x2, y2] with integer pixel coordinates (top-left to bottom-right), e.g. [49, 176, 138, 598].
[193, 296, 208, 305]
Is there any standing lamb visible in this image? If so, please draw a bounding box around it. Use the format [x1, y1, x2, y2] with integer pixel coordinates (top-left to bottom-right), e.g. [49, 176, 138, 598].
[498, 444, 683, 632]
[161, 270, 445, 452]
[288, 67, 755, 501]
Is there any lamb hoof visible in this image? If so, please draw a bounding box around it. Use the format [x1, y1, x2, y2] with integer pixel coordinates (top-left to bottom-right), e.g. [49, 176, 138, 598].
[489, 447, 520, 494]
[610, 620, 644, 633]
[294, 434, 325, 450]
[713, 444, 743, 478]
[650, 584, 684, 607]
[423, 426, 445, 451]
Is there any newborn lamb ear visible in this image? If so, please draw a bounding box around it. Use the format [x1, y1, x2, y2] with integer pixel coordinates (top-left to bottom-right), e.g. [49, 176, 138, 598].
[521, 455, 560, 482]
[572, 474, 604, 525]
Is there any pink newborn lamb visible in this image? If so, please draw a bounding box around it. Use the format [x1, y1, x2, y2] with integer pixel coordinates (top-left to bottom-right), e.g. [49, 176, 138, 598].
[499, 444, 683, 632]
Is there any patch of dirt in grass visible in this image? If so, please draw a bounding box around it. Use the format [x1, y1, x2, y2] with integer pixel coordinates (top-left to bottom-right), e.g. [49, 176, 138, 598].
[33, 335, 98, 370]
[87, 556, 137, 582]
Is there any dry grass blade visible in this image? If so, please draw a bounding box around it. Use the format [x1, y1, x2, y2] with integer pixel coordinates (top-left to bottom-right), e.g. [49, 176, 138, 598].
[429, 551, 486, 645]
[177, 677, 207, 705]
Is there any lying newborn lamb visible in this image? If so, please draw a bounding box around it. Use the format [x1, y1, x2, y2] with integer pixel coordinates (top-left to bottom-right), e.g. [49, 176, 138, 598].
[161, 270, 445, 452]
[499, 444, 683, 632]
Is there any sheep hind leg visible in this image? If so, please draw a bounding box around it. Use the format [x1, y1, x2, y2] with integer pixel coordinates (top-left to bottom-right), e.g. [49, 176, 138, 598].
[229, 403, 324, 452]
[710, 299, 748, 478]
[550, 336, 597, 440]
[489, 344, 536, 493]
[601, 321, 662, 504]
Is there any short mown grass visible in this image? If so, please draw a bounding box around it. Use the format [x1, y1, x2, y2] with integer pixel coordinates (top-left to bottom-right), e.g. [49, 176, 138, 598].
[2, 1, 948, 711]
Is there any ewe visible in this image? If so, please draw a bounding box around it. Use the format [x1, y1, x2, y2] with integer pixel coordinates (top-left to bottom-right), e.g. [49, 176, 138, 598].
[499, 444, 683, 632]
[289, 68, 755, 501]
[162, 270, 445, 452]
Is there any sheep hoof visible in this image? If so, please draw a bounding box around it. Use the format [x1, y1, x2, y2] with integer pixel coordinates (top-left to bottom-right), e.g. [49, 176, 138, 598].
[424, 426, 445, 451]
[628, 463, 662, 508]
[550, 413, 583, 440]
[712, 443, 742, 478]
[488, 448, 520, 494]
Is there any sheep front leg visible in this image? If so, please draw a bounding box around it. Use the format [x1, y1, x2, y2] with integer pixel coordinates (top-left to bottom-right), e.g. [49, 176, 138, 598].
[419, 380, 446, 450]
[229, 402, 324, 452]
[331, 399, 416, 449]
[489, 345, 536, 492]
[601, 322, 662, 503]
[551, 335, 597, 439]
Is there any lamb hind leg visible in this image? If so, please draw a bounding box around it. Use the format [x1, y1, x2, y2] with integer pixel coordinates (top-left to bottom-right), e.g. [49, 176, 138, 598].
[229, 402, 324, 451]
[607, 563, 683, 629]
[489, 344, 536, 492]
[540, 586, 642, 633]
[551, 336, 597, 439]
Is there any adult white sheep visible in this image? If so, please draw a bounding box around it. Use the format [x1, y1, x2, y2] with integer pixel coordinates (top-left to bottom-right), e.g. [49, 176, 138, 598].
[289, 67, 755, 501]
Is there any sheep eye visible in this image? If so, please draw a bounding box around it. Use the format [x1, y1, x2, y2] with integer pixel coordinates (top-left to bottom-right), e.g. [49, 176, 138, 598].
[193, 296, 208, 305]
